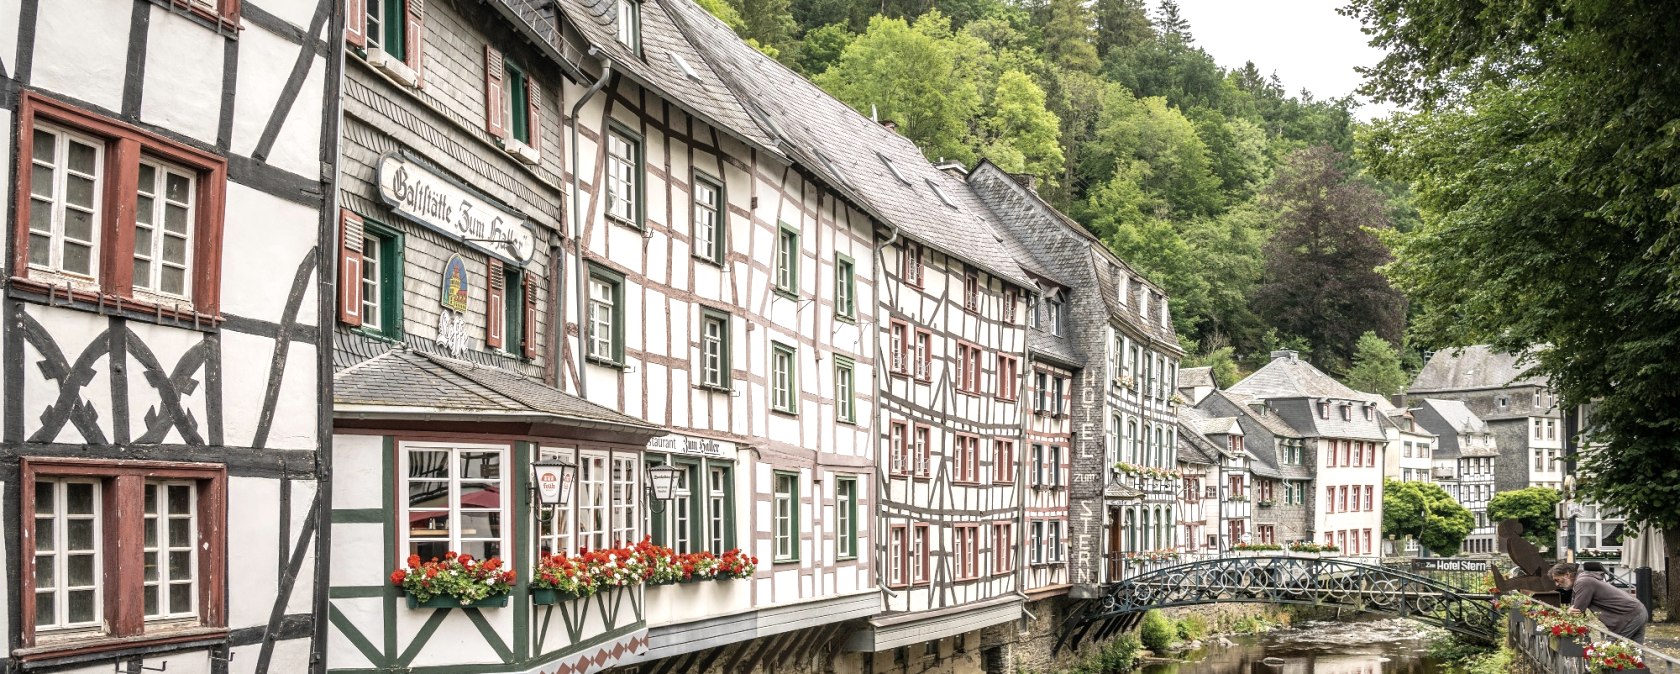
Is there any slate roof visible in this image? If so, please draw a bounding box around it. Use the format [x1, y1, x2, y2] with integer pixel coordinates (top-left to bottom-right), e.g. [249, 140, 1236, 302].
[1419, 399, 1489, 434]
[1228, 352, 1369, 401]
[504, 0, 782, 154]
[1410, 345, 1549, 393]
[1178, 366, 1215, 389]
[1176, 422, 1223, 465]
[664, 0, 1033, 289]
[336, 348, 662, 432]
[1210, 391, 1303, 439]
[1028, 328, 1081, 368]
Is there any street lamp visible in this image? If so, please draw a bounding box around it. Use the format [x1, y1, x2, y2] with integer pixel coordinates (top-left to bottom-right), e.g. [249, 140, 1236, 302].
[646, 464, 683, 514]
[530, 458, 577, 524]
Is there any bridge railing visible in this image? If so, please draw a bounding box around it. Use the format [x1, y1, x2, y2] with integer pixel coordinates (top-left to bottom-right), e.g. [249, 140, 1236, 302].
[1510, 604, 1680, 674]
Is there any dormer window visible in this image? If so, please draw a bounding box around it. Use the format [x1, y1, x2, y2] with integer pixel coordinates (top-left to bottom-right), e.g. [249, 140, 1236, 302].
[1047, 299, 1063, 336]
[1497, 396, 1509, 408]
[616, 0, 641, 55]
[1362, 405, 1372, 420]
[1340, 404, 1351, 421]
[1318, 402, 1329, 419]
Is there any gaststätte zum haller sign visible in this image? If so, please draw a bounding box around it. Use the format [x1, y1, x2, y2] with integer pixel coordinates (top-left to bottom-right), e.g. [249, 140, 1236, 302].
[377, 153, 537, 265]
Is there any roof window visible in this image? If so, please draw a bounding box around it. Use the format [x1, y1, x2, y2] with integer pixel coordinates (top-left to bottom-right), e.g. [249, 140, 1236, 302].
[669, 52, 701, 82]
[878, 152, 912, 186]
[926, 179, 956, 208]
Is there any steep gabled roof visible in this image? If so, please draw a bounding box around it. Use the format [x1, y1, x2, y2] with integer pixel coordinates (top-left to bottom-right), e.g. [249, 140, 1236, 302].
[1416, 399, 1489, 435]
[1228, 352, 1368, 401]
[1178, 366, 1215, 389]
[1410, 345, 1549, 393]
[1209, 390, 1304, 439]
[664, 0, 1033, 289]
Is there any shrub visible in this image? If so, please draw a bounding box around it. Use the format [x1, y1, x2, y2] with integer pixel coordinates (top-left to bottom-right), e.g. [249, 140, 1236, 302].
[1176, 613, 1209, 642]
[1139, 609, 1176, 652]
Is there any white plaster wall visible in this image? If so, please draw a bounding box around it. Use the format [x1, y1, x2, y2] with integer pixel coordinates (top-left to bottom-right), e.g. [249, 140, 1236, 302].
[32, 0, 128, 112]
[219, 183, 321, 323]
[326, 598, 381, 670]
[123, 322, 210, 445]
[262, 340, 319, 450]
[216, 331, 280, 447]
[333, 434, 386, 509]
[140, 8, 223, 144]
[227, 476, 283, 628]
[250, 0, 320, 32]
[330, 521, 385, 586]
[21, 306, 114, 445]
[405, 610, 507, 667]
[286, 478, 320, 616]
[231, 26, 317, 174]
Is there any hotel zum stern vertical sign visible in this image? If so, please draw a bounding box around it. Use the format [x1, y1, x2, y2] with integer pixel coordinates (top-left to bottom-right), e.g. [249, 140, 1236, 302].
[377, 153, 538, 265]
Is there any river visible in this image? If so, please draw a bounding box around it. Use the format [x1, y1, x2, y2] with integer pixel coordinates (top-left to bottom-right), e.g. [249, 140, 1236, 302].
[1140, 618, 1448, 674]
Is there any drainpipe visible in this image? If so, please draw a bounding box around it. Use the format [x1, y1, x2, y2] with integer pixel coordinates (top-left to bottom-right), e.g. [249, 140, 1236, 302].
[1016, 332, 1034, 612]
[872, 221, 899, 605]
[569, 50, 613, 399]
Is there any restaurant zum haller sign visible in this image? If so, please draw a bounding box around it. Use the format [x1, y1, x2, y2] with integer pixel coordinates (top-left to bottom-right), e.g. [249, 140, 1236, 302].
[377, 153, 537, 265]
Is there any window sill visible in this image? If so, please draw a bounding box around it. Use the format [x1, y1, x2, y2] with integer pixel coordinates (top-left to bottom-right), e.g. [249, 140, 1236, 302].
[772, 288, 799, 302]
[10, 277, 221, 332]
[837, 417, 857, 425]
[695, 382, 733, 393]
[605, 214, 644, 231]
[834, 313, 857, 324]
[502, 138, 541, 165]
[353, 326, 403, 343]
[837, 555, 858, 562]
[16, 626, 228, 665]
[693, 254, 725, 268]
[585, 355, 625, 370]
[772, 558, 799, 566]
[366, 48, 419, 87]
[770, 407, 800, 418]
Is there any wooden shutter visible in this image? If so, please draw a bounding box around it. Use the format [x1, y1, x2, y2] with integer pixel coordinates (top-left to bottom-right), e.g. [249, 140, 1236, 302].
[486, 258, 504, 349]
[346, 0, 367, 47]
[484, 46, 506, 139]
[521, 272, 537, 359]
[338, 209, 365, 327]
[525, 79, 542, 154]
[405, 0, 425, 87]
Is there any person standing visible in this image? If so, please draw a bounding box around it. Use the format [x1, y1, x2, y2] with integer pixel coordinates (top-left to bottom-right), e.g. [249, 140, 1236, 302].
[1551, 562, 1648, 643]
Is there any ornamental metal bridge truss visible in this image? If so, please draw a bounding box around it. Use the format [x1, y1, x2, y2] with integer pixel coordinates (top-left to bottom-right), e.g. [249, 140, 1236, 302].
[1057, 555, 1501, 654]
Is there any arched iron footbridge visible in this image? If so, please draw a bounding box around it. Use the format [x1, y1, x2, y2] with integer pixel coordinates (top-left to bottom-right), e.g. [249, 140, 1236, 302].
[1058, 555, 1500, 654]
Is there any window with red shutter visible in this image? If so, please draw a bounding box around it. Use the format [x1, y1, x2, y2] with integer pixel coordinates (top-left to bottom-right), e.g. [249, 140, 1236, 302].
[346, 0, 367, 46]
[486, 258, 505, 349]
[338, 209, 365, 327]
[406, 0, 426, 86]
[522, 272, 538, 359]
[484, 46, 506, 139]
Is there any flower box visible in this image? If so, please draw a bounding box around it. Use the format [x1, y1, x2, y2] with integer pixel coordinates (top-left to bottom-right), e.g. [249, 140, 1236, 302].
[407, 593, 509, 609]
[531, 588, 584, 605]
[1552, 636, 1585, 657]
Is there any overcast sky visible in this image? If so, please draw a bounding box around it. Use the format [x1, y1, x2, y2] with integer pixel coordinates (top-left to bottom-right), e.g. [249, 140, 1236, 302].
[1171, 0, 1394, 120]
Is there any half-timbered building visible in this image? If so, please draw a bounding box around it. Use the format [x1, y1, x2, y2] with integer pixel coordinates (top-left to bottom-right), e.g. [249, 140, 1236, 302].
[1198, 390, 1315, 547]
[1172, 414, 1221, 553]
[3, 0, 338, 671]
[325, 1, 673, 672]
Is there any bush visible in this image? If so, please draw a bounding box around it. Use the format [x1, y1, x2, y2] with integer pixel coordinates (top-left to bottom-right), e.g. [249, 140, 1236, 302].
[1176, 614, 1209, 642]
[1098, 633, 1142, 673]
[1139, 609, 1176, 652]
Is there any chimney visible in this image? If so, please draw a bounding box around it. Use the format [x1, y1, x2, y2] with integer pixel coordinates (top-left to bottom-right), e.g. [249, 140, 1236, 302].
[1270, 349, 1298, 361]
[880, 120, 898, 132]
[933, 160, 968, 180]
[1008, 172, 1038, 194]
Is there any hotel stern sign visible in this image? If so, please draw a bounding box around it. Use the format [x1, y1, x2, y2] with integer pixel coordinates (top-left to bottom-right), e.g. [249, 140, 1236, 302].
[378, 153, 537, 265]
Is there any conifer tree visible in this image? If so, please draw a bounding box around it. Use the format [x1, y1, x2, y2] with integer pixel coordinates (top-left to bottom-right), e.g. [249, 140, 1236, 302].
[1043, 0, 1099, 73]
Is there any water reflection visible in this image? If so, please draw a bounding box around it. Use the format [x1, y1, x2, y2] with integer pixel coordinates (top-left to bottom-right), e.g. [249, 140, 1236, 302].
[1141, 619, 1445, 674]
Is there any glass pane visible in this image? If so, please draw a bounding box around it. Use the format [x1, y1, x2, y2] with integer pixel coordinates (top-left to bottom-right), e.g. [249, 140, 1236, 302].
[145, 483, 158, 514]
[411, 540, 448, 561]
[164, 204, 188, 235]
[458, 452, 501, 479]
[67, 174, 94, 208]
[35, 482, 55, 513]
[169, 582, 191, 611]
[34, 555, 54, 585]
[35, 518, 55, 552]
[457, 511, 501, 539]
[169, 518, 190, 547]
[36, 591, 55, 625]
[458, 482, 500, 509]
[137, 196, 155, 227]
[407, 485, 448, 509]
[139, 163, 156, 191]
[63, 241, 92, 273]
[144, 585, 159, 615]
[162, 267, 185, 295]
[68, 553, 95, 585]
[68, 589, 95, 623]
[144, 550, 159, 581]
[145, 518, 158, 547]
[166, 172, 190, 203]
[33, 130, 55, 161]
[64, 202, 94, 240]
[67, 519, 94, 551]
[163, 232, 187, 262]
[28, 233, 51, 266]
[133, 260, 153, 288]
[30, 165, 54, 199]
[168, 485, 191, 514]
[168, 551, 190, 577]
[458, 540, 501, 560]
[68, 141, 96, 174]
[408, 450, 449, 479]
[409, 511, 450, 537]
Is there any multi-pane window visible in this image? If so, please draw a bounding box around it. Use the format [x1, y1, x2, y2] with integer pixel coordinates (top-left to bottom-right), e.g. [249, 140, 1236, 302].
[649, 460, 697, 553]
[956, 343, 982, 394]
[501, 267, 524, 355]
[1048, 445, 1063, 488]
[1034, 372, 1049, 413]
[587, 267, 623, 363]
[611, 456, 639, 546]
[132, 160, 194, 298]
[1048, 299, 1063, 336]
[993, 440, 1014, 484]
[775, 224, 799, 295]
[536, 449, 574, 557]
[406, 445, 505, 560]
[605, 128, 641, 225]
[771, 342, 798, 414]
[707, 465, 732, 555]
[993, 522, 1014, 573]
[361, 235, 384, 332]
[700, 311, 730, 388]
[693, 175, 723, 263]
[889, 321, 909, 375]
[835, 255, 856, 319]
[365, 0, 407, 59]
[914, 329, 932, 380]
[142, 482, 197, 619]
[955, 526, 979, 579]
[1029, 521, 1044, 564]
[504, 62, 532, 145]
[964, 271, 980, 311]
[889, 526, 907, 586]
[1031, 444, 1045, 487]
[837, 478, 857, 559]
[1049, 521, 1064, 562]
[835, 357, 856, 423]
[1003, 288, 1017, 323]
[914, 425, 931, 478]
[902, 242, 923, 286]
[616, 0, 641, 53]
[774, 472, 799, 562]
[28, 125, 103, 281]
[954, 434, 980, 483]
[997, 355, 1018, 400]
[890, 421, 910, 475]
[912, 524, 930, 583]
[33, 479, 101, 632]
[578, 455, 608, 551]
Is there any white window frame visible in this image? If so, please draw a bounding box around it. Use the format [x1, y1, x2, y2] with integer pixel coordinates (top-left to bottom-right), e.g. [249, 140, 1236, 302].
[774, 472, 798, 561]
[536, 447, 576, 557]
[400, 442, 510, 559]
[605, 129, 639, 224]
[27, 124, 104, 283]
[836, 478, 856, 559]
[610, 455, 639, 547]
[132, 158, 196, 300]
[701, 313, 727, 387]
[707, 465, 729, 556]
[142, 480, 198, 621]
[33, 478, 103, 634]
[693, 175, 721, 262]
[771, 342, 797, 413]
[616, 0, 641, 52]
[588, 276, 616, 362]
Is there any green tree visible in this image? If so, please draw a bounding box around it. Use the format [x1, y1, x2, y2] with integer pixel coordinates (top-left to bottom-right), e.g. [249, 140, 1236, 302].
[1153, 0, 1190, 43]
[1254, 146, 1405, 369]
[1487, 487, 1563, 550]
[1083, 91, 1223, 220]
[697, 0, 749, 32]
[979, 70, 1064, 182]
[793, 23, 853, 75]
[1182, 343, 1240, 389]
[1381, 479, 1475, 557]
[1093, 0, 1152, 57]
[1345, 331, 1407, 396]
[1042, 0, 1098, 74]
[815, 12, 981, 164]
[1346, 0, 1680, 616]
[730, 0, 798, 57]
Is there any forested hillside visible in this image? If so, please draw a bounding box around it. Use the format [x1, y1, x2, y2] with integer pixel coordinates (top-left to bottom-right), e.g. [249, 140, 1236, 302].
[701, 0, 1414, 380]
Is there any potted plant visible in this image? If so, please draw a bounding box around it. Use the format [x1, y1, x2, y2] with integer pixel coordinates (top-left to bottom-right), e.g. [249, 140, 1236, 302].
[530, 552, 599, 605]
[1537, 611, 1591, 656]
[1583, 641, 1647, 674]
[391, 552, 515, 609]
[714, 548, 759, 579]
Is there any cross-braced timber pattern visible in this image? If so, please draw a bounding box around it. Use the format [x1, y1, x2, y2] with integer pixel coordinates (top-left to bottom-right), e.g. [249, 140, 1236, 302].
[1059, 555, 1501, 653]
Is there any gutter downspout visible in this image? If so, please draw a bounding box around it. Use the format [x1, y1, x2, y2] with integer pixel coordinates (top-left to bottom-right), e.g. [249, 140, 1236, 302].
[1015, 314, 1035, 621]
[873, 221, 900, 605]
[570, 50, 612, 399]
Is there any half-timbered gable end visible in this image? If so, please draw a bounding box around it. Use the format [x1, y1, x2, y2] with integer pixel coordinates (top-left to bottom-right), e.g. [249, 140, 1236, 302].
[3, 0, 338, 671]
[966, 162, 1184, 603]
[328, 2, 676, 673]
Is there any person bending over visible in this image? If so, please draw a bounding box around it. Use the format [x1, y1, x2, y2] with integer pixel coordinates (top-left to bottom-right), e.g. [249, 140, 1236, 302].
[1551, 562, 1647, 643]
